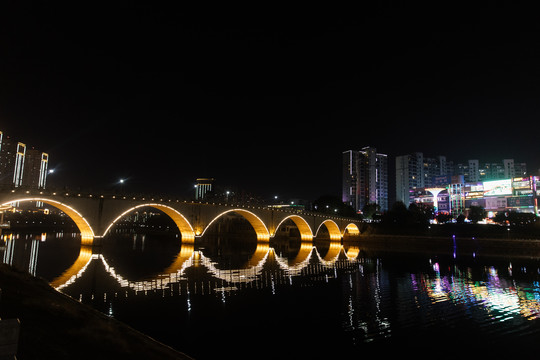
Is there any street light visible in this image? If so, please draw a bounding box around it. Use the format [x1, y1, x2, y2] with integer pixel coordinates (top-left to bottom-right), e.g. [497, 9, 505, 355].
[119, 178, 126, 194]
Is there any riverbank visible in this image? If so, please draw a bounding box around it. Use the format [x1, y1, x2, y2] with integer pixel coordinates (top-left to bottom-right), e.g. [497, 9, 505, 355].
[361, 222, 540, 239]
[356, 233, 540, 259]
[0, 264, 193, 360]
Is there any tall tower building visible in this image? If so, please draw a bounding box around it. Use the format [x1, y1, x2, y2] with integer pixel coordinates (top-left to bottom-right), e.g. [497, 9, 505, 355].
[23, 149, 49, 189]
[0, 132, 15, 186]
[342, 147, 388, 213]
[13, 142, 26, 187]
[38, 153, 49, 189]
[195, 178, 215, 200]
[503, 159, 515, 179]
[396, 152, 453, 206]
[467, 159, 480, 182]
[396, 152, 424, 205]
[342, 150, 359, 209]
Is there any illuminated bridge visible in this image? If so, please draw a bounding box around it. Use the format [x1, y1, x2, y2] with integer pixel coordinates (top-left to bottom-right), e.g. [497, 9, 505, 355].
[0, 189, 362, 245]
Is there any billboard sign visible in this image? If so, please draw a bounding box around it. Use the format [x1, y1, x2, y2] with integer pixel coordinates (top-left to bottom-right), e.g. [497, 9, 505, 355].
[432, 175, 451, 186]
[483, 179, 512, 196]
[507, 196, 534, 208]
[465, 191, 484, 199]
[512, 177, 531, 189]
[432, 175, 465, 186]
[466, 182, 484, 192]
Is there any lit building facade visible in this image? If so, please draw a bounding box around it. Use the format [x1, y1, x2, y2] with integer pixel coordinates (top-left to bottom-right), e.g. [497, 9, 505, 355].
[0, 132, 15, 186]
[342, 150, 359, 209]
[396, 152, 424, 205]
[459, 159, 527, 182]
[0, 130, 49, 189]
[195, 178, 215, 200]
[342, 147, 388, 213]
[413, 175, 539, 218]
[12, 142, 26, 187]
[397, 152, 528, 211]
[23, 149, 49, 189]
[463, 176, 539, 216]
[396, 152, 452, 205]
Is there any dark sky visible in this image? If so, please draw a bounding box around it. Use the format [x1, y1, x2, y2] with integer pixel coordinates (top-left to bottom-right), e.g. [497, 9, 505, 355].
[1, 4, 539, 201]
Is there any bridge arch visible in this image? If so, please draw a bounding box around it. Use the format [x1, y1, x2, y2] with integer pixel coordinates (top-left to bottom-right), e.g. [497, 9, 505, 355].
[315, 219, 342, 241]
[1, 198, 95, 245]
[343, 223, 360, 236]
[273, 215, 313, 241]
[200, 209, 270, 241]
[103, 203, 195, 241]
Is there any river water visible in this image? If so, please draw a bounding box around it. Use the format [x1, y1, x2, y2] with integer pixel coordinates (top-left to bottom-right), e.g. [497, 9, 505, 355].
[3, 227, 540, 359]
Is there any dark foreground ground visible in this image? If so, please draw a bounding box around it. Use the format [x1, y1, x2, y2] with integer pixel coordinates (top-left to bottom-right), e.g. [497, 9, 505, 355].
[0, 264, 193, 360]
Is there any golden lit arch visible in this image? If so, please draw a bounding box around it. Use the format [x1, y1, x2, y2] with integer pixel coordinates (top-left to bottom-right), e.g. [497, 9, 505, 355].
[273, 215, 313, 241]
[246, 242, 271, 267]
[200, 209, 270, 241]
[315, 219, 342, 241]
[343, 223, 360, 236]
[322, 241, 342, 262]
[103, 203, 195, 242]
[290, 241, 314, 266]
[344, 246, 360, 260]
[1, 198, 95, 245]
[51, 245, 93, 289]
[162, 242, 195, 274]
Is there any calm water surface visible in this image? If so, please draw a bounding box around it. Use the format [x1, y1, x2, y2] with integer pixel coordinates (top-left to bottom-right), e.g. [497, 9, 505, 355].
[3, 229, 540, 359]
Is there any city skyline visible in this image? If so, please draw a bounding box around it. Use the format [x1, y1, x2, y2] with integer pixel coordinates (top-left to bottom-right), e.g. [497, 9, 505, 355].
[1, 5, 539, 200]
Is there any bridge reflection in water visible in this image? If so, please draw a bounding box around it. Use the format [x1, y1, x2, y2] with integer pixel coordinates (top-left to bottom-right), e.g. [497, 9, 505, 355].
[4, 230, 540, 358]
[50, 237, 361, 294]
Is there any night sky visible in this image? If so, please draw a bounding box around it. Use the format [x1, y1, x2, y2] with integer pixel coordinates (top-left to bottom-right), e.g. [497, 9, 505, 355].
[1, 4, 539, 202]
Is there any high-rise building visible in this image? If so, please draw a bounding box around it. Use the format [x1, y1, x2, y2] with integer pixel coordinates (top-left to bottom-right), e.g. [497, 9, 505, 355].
[466, 160, 479, 182]
[342, 147, 388, 213]
[459, 159, 526, 182]
[515, 162, 527, 178]
[38, 153, 49, 189]
[13, 142, 26, 187]
[23, 149, 48, 189]
[342, 150, 358, 209]
[195, 178, 215, 200]
[0, 130, 49, 189]
[396, 152, 453, 205]
[396, 152, 424, 205]
[0, 132, 15, 186]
